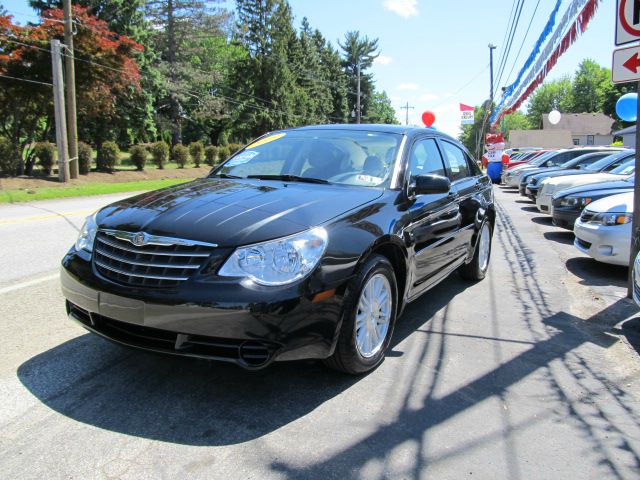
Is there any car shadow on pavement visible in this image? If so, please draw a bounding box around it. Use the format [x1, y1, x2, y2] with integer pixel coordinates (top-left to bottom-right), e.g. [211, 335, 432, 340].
[530, 216, 553, 225]
[565, 257, 629, 288]
[16, 274, 472, 447]
[543, 231, 574, 245]
[520, 206, 539, 213]
[620, 317, 640, 355]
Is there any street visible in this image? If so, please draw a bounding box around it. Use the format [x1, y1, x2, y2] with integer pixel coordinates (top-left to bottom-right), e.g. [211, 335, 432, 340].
[1, 187, 639, 479]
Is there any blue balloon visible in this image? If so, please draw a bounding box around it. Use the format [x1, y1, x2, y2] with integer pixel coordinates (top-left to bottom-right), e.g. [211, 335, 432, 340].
[616, 93, 638, 122]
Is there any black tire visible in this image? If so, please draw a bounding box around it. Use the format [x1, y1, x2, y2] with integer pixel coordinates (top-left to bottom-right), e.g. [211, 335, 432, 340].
[324, 254, 398, 375]
[459, 221, 493, 281]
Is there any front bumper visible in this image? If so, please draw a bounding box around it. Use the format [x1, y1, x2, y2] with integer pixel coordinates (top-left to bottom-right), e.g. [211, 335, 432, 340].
[551, 207, 580, 230]
[535, 193, 553, 214]
[573, 220, 631, 266]
[61, 250, 349, 369]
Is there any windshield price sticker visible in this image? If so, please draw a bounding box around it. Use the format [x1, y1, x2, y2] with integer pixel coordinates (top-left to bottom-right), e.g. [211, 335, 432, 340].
[226, 150, 259, 166]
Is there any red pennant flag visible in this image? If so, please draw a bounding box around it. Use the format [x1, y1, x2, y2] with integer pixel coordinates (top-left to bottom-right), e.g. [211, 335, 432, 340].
[459, 103, 475, 111]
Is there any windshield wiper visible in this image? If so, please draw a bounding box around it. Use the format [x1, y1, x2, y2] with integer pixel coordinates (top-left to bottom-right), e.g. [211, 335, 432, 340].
[210, 173, 243, 179]
[247, 174, 329, 184]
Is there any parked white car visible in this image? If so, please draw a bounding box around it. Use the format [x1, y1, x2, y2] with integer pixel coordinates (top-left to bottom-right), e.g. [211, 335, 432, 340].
[536, 162, 634, 214]
[573, 191, 633, 266]
[633, 251, 640, 307]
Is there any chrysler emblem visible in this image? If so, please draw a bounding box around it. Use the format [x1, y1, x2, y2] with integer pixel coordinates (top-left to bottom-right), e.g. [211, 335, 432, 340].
[132, 232, 147, 246]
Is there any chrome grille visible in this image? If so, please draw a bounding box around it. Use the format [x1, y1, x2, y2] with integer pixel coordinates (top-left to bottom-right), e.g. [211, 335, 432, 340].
[93, 231, 217, 288]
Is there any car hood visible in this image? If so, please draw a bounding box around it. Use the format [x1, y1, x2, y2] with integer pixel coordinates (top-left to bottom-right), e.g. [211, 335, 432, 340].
[554, 179, 634, 199]
[96, 178, 384, 246]
[533, 169, 589, 182]
[585, 191, 634, 214]
[546, 173, 624, 191]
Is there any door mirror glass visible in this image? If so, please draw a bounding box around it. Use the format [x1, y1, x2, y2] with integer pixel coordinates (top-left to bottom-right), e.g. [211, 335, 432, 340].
[412, 174, 451, 195]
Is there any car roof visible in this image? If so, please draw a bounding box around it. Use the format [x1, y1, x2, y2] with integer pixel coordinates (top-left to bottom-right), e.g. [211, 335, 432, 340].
[286, 123, 459, 142]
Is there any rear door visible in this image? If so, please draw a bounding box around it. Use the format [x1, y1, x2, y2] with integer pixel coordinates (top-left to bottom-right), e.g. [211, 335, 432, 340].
[404, 136, 460, 290]
[438, 139, 490, 261]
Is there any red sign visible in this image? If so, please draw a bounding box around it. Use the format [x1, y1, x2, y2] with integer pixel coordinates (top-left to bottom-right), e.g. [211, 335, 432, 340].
[616, 0, 640, 46]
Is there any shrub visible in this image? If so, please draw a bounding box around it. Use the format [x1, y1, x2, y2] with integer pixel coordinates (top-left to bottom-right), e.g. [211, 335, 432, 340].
[173, 144, 189, 168]
[34, 141, 56, 175]
[218, 145, 232, 163]
[0, 137, 20, 176]
[78, 141, 93, 174]
[101, 141, 120, 172]
[129, 144, 148, 171]
[189, 141, 204, 167]
[228, 143, 244, 154]
[151, 141, 169, 169]
[205, 145, 218, 166]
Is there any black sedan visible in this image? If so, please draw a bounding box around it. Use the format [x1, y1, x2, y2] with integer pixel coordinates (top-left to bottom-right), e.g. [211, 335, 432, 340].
[551, 175, 634, 230]
[524, 150, 632, 199]
[61, 125, 494, 374]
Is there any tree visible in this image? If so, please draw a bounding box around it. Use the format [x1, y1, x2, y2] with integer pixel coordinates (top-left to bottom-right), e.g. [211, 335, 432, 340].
[458, 101, 492, 159]
[572, 59, 610, 113]
[339, 31, 379, 122]
[230, 0, 304, 138]
[146, 0, 228, 144]
[365, 91, 399, 124]
[526, 77, 573, 128]
[502, 111, 531, 139]
[0, 7, 143, 173]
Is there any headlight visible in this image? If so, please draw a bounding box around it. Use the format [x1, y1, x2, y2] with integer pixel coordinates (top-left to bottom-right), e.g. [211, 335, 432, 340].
[559, 196, 591, 208]
[219, 227, 328, 286]
[75, 213, 98, 252]
[589, 213, 632, 226]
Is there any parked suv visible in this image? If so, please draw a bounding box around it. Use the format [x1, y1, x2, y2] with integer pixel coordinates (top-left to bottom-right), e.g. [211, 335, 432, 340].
[61, 125, 495, 374]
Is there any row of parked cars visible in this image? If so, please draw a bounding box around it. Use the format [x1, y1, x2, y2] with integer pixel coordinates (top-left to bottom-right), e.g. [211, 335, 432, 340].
[502, 146, 635, 265]
[501, 145, 640, 306]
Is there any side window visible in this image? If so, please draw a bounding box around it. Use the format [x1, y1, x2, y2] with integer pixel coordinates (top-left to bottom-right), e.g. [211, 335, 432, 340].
[440, 141, 471, 181]
[603, 156, 631, 171]
[408, 138, 446, 178]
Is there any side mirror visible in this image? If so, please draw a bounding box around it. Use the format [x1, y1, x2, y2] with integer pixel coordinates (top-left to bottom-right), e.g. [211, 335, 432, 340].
[411, 174, 451, 195]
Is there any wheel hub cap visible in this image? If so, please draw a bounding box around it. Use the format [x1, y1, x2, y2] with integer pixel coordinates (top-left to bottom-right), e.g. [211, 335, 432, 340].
[355, 273, 392, 358]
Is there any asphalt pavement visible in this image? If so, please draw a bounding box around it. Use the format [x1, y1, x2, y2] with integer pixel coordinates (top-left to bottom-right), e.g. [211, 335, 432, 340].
[1, 187, 639, 479]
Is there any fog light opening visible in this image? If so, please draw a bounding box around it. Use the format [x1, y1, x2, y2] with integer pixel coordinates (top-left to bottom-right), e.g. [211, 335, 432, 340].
[239, 341, 272, 368]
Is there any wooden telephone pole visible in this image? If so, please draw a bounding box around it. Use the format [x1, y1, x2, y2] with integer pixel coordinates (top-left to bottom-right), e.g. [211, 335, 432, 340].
[51, 39, 70, 183]
[63, 0, 78, 178]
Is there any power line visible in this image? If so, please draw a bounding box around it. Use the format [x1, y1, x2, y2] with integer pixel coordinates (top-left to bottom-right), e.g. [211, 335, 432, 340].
[503, 0, 542, 87]
[494, 0, 527, 96]
[431, 63, 489, 110]
[0, 73, 52, 87]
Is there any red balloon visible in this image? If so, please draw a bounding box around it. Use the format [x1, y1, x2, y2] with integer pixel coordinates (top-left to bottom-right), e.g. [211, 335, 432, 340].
[422, 111, 435, 127]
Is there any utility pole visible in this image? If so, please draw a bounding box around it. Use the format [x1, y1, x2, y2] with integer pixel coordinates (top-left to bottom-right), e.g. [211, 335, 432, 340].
[628, 80, 640, 297]
[356, 63, 361, 124]
[167, 0, 181, 144]
[51, 39, 70, 183]
[63, 0, 78, 178]
[400, 101, 414, 125]
[488, 44, 497, 112]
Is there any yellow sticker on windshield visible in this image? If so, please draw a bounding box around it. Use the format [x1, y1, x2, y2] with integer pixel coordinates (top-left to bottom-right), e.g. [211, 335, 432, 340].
[247, 133, 286, 149]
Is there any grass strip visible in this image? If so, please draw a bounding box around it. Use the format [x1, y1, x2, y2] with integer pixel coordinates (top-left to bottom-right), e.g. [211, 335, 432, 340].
[0, 178, 194, 204]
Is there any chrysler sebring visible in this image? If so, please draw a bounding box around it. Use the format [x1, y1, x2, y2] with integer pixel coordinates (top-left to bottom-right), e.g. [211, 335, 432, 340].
[61, 125, 494, 374]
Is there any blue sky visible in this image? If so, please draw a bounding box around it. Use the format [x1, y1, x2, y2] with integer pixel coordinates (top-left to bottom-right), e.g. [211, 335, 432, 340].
[3, 0, 617, 136]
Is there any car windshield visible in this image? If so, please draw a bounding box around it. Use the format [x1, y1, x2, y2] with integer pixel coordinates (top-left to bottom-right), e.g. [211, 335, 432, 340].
[584, 152, 633, 172]
[611, 158, 635, 175]
[560, 152, 609, 169]
[211, 130, 402, 187]
[530, 151, 556, 166]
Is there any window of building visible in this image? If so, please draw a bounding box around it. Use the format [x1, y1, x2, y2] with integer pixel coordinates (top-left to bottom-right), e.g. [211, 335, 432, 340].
[587, 135, 595, 145]
[573, 138, 580, 146]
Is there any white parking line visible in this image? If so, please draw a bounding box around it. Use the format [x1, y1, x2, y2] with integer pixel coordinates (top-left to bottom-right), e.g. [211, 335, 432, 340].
[0, 273, 59, 295]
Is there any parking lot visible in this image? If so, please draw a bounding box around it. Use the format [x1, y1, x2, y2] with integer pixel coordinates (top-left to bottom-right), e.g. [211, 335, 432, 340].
[1, 186, 640, 479]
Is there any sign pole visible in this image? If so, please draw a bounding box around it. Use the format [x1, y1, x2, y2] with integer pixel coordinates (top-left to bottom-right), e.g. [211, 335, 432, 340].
[628, 81, 640, 297]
